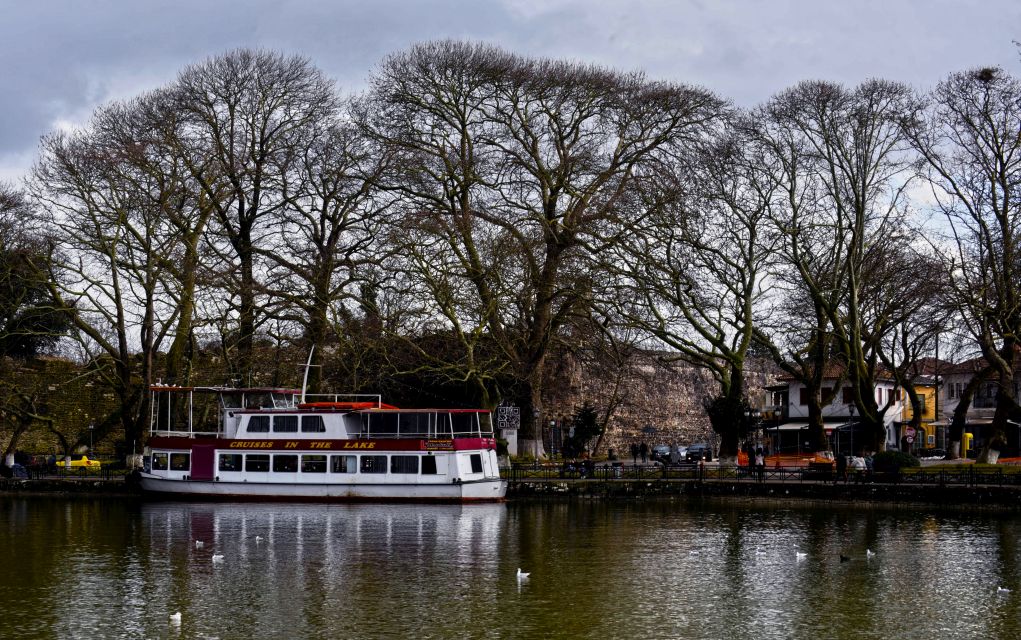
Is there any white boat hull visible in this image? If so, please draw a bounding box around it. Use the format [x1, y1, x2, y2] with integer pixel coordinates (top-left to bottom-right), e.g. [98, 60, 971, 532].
[139, 476, 507, 502]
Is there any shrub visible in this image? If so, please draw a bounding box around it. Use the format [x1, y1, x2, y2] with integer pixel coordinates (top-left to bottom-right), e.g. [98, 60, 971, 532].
[873, 450, 920, 472]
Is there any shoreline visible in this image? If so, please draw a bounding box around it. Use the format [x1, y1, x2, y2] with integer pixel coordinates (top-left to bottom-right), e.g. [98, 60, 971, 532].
[4, 475, 1020, 511]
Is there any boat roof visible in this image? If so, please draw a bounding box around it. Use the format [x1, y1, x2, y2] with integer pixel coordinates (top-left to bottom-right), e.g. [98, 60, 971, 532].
[150, 385, 302, 394]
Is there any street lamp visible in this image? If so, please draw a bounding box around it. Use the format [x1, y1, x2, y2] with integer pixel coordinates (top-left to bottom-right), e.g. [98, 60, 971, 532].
[847, 404, 855, 457]
[88, 423, 94, 452]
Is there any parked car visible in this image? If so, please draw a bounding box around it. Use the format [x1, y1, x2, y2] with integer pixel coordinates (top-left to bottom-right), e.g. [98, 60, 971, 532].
[651, 444, 671, 461]
[685, 444, 713, 462]
[57, 455, 102, 469]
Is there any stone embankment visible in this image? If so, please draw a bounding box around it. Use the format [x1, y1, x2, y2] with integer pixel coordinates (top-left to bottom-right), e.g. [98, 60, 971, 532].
[508, 477, 1021, 508]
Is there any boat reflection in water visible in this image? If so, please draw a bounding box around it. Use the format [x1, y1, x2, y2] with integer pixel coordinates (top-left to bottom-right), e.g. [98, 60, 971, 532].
[140, 501, 508, 637]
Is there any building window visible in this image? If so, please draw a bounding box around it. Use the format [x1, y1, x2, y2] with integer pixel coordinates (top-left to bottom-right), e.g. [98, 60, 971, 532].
[246, 454, 270, 472]
[152, 452, 168, 470]
[470, 453, 483, 473]
[273, 415, 298, 433]
[170, 453, 190, 471]
[331, 455, 357, 473]
[361, 455, 388, 474]
[301, 415, 325, 433]
[301, 455, 327, 473]
[799, 388, 809, 406]
[842, 387, 854, 404]
[218, 454, 243, 472]
[247, 416, 270, 433]
[273, 455, 298, 472]
[422, 456, 438, 475]
[390, 455, 419, 474]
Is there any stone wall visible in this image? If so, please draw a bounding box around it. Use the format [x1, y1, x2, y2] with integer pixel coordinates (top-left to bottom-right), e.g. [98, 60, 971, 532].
[543, 350, 778, 456]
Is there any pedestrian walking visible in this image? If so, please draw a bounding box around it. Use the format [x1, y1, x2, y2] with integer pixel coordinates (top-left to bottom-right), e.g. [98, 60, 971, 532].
[835, 453, 847, 483]
[639, 442, 649, 463]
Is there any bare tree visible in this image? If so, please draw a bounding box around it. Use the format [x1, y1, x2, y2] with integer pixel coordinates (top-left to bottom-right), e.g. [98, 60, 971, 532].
[906, 67, 1021, 462]
[606, 126, 772, 462]
[260, 120, 390, 392]
[172, 49, 338, 383]
[362, 41, 725, 456]
[30, 99, 189, 449]
[752, 79, 922, 452]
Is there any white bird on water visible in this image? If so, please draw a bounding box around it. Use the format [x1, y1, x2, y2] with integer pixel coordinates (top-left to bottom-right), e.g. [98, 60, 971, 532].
[998, 587, 1011, 594]
[169, 612, 182, 626]
[255, 535, 264, 544]
[517, 568, 530, 581]
[194, 540, 204, 549]
[866, 549, 876, 559]
[795, 551, 807, 561]
[212, 554, 224, 563]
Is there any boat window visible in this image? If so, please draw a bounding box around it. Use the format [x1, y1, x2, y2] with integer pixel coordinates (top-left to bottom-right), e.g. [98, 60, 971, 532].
[400, 413, 429, 437]
[218, 454, 243, 472]
[219, 394, 242, 409]
[301, 455, 327, 473]
[245, 392, 272, 409]
[273, 455, 298, 473]
[247, 416, 270, 433]
[470, 453, 483, 474]
[452, 413, 476, 436]
[170, 453, 190, 471]
[246, 454, 270, 472]
[422, 455, 438, 475]
[390, 455, 419, 474]
[378, 413, 398, 435]
[360, 455, 387, 474]
[152, 452, 168, 470]
[434, 413, 452, 437]
[301, 415, 326, 433]
[331, 455, 356, 473]
[273, 415, 298, 433]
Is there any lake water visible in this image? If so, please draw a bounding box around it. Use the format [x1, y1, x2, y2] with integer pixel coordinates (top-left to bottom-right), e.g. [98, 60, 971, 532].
[1, 497, 1019, 639]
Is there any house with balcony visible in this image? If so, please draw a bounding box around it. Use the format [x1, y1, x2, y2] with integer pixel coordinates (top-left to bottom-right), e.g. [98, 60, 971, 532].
[937, 354, 1021, 457]
[898, 379, 939, 452]
[766, 370, 904, 455]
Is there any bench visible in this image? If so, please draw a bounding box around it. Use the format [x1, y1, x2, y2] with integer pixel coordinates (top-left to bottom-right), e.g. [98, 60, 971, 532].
[802, 461, 834, 481]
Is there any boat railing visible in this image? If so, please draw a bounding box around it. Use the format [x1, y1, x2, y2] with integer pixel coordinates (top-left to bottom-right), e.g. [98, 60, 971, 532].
[357, 428, 495, 440]
[296, 393, 383, 407]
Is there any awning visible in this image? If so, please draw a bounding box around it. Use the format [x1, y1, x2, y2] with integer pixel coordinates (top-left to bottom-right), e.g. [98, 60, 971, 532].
[929, 418, 993, 427]
[771, 421, 859, 432]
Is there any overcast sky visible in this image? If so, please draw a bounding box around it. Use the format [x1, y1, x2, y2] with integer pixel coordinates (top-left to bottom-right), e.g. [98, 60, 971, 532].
[1, 0, 1018, 181]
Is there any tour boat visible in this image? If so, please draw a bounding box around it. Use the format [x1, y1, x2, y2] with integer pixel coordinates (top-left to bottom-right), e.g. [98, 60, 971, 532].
[139, 385, 506, 502]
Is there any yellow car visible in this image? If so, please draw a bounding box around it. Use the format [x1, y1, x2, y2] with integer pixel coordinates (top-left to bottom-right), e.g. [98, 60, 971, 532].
[57, 455, 102, 468]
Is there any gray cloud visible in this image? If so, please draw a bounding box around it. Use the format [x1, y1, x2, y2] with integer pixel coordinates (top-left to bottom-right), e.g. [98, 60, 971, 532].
[1, 0, 1018, 180]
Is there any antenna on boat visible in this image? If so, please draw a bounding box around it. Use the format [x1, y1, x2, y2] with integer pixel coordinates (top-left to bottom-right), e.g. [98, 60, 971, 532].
[300, 346, 319, 404]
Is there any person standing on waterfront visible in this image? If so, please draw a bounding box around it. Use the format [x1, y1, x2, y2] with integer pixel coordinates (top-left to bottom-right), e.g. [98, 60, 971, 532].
[835, 453, 847, 483]
[754, 447, 765, 482]
[639, 442, 649, 463]
[630, 443, 639, 465]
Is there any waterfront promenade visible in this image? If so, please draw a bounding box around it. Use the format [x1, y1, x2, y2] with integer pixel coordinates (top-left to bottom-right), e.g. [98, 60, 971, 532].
[4, 460, 1021, 507]
[505, 461, 1021, 508]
